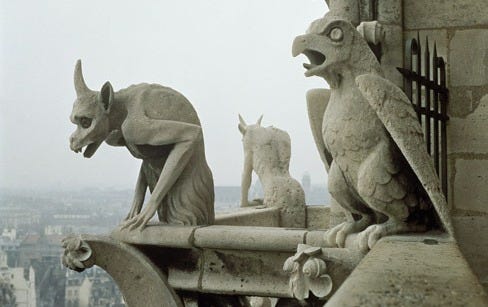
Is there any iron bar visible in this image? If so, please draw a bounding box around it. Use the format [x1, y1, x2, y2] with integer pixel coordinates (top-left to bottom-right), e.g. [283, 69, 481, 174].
[439, 58, 448, 198]
[397, 35, 449, 199]
[416, 33, 422, 121]
[424, 37, 431, 154]
[433, 44, 440, 173]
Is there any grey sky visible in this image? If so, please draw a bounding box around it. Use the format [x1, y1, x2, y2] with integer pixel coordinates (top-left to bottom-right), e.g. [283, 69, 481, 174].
[0, 0, 329, 189]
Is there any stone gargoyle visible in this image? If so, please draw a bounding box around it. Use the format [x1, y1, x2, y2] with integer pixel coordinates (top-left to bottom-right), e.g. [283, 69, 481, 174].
[292, 15, 453, 252]
[238, 115, 306, 228]
[69, 60, 214, 230]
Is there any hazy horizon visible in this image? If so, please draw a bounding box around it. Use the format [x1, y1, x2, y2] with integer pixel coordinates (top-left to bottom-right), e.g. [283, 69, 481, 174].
[0, 1, 330, 190]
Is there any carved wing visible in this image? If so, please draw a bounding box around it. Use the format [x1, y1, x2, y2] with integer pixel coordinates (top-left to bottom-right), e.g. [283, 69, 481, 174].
[356, 74, 453, 235]
[306, 88, 333, 171]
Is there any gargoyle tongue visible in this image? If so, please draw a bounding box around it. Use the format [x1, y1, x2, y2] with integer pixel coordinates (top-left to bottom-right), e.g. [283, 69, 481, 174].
[83, 140, 103, 158]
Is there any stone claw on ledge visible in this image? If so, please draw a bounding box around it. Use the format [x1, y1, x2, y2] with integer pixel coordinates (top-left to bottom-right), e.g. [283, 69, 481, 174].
[61, 235, 94, 272]
[283, 244, 333, 301]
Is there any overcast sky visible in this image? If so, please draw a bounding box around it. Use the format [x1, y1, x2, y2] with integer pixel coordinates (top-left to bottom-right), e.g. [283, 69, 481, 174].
[0, 0, 330, 190]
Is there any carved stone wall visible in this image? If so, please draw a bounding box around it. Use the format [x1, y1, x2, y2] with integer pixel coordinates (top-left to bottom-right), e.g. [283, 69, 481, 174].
[403, 0, 488, 291]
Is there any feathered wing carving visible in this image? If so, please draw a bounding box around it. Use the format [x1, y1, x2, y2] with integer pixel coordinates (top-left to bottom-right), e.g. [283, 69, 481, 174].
[306, 89, 333, 171]
[356, 74, 453, 235]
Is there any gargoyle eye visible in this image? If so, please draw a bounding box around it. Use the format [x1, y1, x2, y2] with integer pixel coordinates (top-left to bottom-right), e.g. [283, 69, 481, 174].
[79, 117, 92, 129]
[329, 27, 343, 42]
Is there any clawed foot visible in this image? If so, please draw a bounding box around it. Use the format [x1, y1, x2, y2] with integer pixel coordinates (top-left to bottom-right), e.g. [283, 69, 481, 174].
[324, 216, 372, 247]
[356, 221, 424, 253]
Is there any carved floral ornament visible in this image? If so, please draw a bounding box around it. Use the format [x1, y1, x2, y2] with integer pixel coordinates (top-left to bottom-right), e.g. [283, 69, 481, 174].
[283, 244, 332, 301]
[61, 235, 94, 272]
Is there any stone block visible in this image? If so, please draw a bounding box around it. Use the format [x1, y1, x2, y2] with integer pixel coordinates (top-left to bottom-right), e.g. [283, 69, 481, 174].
[305, 230, 328, 247]
[215, 207, 280, 227]
[327, 236, 488, 306]
[450, 29, 488, 87]
[111, 223, 199, 248]
[453, 159, 488, 213]
[404, 0, 488, 30]
[453, 216, 488, 293]
[449, 94, 488, 154]
[448, 86, 488, 118]
[381, 24, 404, 87]
[193, 226, 306, 252]
[306, 206, 331, 229]
[165, 248, 202, 291]
[376, 0, 402, 25]
[200, 249, 292, 297]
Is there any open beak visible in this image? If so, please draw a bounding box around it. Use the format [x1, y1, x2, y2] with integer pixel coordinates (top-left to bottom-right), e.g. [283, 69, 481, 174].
[292, 35, 327, 77]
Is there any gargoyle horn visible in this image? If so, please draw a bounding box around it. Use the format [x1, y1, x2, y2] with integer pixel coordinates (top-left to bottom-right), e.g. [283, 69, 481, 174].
[74, 59, 91, 96]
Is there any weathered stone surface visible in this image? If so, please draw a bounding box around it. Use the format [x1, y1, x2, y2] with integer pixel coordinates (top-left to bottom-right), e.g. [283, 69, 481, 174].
[380, 24, 404, 87]
[449, 94, 488, 154]
[111, 223, 199, 248]
[201, 250, 291, 297]
[450, 29, 488, 87]
[452, 159, 488, 213]
[215, 207, 280, 227]
[69, 60, 214, 231]
[449, 86, 488, 118]
[166, 249, 202, 292]
[404, 0, 488, 30]
[193, 226, 306, 252]
[326, 235, 488, 306]
[238, 116, 306, 228]
[454, 216, 488, 293]
[376, 0, 402, 25]
[62, 235, 183, 307]
[306, 206, 331, 229]
[293, 14, 452, 253]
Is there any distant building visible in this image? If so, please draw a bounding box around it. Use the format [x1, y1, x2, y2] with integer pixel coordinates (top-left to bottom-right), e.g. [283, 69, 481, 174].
[0, 250, 36, 307]
[65, 267, 124, 307]
[0, 235, 20, 268]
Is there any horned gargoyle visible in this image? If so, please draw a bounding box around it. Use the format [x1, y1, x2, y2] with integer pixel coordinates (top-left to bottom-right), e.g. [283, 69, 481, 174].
[292, 15, 453, 252]
[69, 60, 214, 230]
[238, 115, 306, 228]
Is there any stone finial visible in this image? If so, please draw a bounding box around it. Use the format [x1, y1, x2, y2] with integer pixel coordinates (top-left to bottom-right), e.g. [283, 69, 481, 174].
[61, 235, 94, 272]
[283, 244, 333, 300]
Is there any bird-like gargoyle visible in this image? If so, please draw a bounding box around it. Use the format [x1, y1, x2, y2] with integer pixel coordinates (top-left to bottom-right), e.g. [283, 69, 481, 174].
[292, 15, 453, 252]
[69, 60, 214, 230]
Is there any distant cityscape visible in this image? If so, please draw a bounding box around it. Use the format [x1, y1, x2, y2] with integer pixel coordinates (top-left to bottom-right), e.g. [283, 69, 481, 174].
[0, 174, 329, 307]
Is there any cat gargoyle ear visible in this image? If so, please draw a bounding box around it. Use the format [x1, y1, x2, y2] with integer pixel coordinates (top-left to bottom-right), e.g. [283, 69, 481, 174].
[99, 81, 114, 111]
[238, 114, 247, 135]
[256, 114, 263, 126]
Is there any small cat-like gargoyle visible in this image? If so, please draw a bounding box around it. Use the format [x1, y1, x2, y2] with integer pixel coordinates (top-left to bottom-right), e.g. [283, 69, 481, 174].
[69, 60, 214, 230]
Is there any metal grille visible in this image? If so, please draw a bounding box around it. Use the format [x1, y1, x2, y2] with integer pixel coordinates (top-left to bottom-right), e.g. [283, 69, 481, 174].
[397, 34, 449, 198]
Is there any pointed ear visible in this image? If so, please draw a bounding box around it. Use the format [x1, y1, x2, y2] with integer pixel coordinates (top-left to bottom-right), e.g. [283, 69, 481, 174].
[238, 114, 247, 135]
[99, 81, 114, 111]
[256, 114, 263, 126]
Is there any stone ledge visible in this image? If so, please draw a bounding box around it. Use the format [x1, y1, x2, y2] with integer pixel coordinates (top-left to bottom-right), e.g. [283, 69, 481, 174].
[215, 207, 280, 227]
[326, 235, 488, 306]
